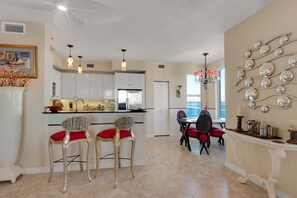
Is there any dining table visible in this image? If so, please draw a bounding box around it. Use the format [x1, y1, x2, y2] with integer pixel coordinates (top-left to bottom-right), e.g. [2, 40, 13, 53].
[177, 117, 226, 151]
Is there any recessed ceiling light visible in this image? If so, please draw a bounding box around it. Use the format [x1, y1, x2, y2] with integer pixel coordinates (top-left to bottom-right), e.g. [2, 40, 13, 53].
[57, 4, 67, 11]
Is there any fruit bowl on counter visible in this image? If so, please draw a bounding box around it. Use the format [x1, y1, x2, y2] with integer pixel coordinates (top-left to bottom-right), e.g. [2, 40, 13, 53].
[45, 106, 62, 113]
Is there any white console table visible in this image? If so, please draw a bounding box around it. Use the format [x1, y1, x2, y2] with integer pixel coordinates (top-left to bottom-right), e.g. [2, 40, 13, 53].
[224, 130, 297, 198]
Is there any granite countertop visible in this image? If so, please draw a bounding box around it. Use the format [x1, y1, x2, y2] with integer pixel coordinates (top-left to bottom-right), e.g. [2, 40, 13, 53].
[43, 110, 146, 114]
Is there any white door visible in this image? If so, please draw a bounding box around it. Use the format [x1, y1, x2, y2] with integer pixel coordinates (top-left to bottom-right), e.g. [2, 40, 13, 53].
[154, 81, 169, 136]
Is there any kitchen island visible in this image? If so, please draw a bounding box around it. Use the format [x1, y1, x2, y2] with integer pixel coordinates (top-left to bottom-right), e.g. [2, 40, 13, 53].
[43, 111, 146, 171]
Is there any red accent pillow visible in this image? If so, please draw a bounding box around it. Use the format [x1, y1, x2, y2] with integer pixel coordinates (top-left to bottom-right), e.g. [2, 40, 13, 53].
[50, 130, 86, 141]
[97, 128, 131, 139]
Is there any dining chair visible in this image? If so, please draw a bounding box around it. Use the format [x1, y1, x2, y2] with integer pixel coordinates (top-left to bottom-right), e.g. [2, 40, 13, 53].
[200, 110, 225, 145]
[48, 116, 92, 193]
[176, 110, 197, 146]
[186, 114, 212, 155]
[94, 115, 135, 188]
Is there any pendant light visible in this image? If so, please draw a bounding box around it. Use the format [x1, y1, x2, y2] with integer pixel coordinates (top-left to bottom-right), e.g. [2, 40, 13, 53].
[78, 56, 83, 74]
[121, 49, 127, 71]
[67, 44, 74, 68]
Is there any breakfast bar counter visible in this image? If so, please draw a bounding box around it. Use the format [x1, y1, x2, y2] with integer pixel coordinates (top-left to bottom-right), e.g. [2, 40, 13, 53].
[43, 111, 146, 171]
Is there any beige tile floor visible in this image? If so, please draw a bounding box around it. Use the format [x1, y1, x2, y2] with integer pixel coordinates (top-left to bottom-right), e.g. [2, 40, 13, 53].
[0, 135, 267, 198]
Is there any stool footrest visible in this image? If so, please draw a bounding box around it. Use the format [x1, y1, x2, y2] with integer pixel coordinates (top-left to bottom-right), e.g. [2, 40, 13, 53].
[53, 154, 87, 166]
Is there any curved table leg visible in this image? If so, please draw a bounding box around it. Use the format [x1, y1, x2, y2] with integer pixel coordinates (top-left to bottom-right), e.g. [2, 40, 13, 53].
[224, 133, 287, 198]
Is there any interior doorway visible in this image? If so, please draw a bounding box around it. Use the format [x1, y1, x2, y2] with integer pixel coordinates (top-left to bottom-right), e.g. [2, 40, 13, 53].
[153, 81, 169, 136]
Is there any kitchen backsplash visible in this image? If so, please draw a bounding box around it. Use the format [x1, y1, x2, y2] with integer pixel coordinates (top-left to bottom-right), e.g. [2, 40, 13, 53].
[49, 99, 115, 111]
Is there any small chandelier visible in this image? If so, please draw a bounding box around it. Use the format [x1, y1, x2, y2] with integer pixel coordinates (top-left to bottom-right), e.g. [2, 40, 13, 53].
[194, 52, 219, 89]
[121, 49, 127, 71]
[78, 56, 83, 74]
[67, 44, 74, 68]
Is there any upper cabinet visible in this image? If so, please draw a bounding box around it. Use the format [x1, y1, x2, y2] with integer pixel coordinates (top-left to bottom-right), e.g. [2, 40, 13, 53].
[76, 74, 90, 99]
[89, 74, 103, 99]
[115, 73, 145, 90]
[61, 73, 115, 99]
[61, 73, 76, 98]
[102, 74, 115, 98]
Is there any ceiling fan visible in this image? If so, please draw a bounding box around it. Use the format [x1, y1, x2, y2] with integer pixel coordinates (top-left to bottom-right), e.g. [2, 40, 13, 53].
[0, 0, 125, 32]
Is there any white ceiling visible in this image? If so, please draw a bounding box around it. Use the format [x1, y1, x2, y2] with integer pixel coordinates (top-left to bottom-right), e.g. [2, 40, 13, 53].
[0, 0, 273, 65]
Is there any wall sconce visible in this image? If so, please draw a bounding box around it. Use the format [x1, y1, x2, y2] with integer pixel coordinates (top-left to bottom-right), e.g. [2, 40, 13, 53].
[121, 49, 127, 71]
[67, 44, 74, 68]
[176, 85, 182, 98]
[78, 55, 83, 74]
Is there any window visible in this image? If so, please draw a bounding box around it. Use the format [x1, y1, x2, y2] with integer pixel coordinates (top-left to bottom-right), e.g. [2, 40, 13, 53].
[218, 68, 225, 118]
[186, 75, 201, 117]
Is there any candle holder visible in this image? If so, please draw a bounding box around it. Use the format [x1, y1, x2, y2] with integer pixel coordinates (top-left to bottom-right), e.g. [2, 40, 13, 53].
[236, 116, 244, 132]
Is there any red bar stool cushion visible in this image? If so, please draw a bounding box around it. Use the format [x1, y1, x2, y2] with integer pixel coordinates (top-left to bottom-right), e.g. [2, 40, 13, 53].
[50, 130, 86, 141]
[97, 128, 131, 139]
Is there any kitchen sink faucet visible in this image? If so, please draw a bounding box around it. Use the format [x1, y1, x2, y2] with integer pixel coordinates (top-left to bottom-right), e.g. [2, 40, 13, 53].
[76, 98, 84, 112]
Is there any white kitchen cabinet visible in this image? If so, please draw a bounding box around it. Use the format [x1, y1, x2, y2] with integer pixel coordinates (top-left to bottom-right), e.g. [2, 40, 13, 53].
[115, 73, 145, 90]
[61, 73, 76, 98]
[89, 74, 103, 99]
[61, 73, 115, 99]
[131, 73, 145, 89]
[76, 74, 90, 99]
[102, 74, 115, 98]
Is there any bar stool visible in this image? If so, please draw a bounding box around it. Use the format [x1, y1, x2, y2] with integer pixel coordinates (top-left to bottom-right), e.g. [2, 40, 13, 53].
[94, 115, 135, 188]
[48, 116, 92, 193]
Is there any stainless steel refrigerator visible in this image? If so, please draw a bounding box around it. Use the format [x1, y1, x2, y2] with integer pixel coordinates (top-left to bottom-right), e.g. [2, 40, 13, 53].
[117, 89, 143, 111]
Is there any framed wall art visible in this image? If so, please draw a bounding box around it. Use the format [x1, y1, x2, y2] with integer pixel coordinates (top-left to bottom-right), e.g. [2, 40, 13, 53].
[0, 44, 38, 78]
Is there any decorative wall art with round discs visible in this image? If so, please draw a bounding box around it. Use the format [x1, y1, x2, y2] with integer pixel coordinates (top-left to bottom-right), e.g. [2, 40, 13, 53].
[236, 32, 297, 113]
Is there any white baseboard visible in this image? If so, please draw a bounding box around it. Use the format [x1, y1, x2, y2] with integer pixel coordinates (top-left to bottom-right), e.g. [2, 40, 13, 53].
[23, 159, 146, 174]
[224, 161, 292, 198]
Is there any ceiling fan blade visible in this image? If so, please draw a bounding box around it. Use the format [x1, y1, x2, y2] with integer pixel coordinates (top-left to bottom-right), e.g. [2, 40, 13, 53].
[0, 0, 55, 11]
[53, 11, 83, 33]
[68, 0, 125, 24]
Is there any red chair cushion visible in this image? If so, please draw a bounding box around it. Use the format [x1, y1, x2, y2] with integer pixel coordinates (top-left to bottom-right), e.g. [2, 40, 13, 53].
[187, 131, 208, 143]
[210, 127, 225, 137]
[180, 126, 197, 133]
[50, 130, 86, 141]
[97, 128, 131, 139]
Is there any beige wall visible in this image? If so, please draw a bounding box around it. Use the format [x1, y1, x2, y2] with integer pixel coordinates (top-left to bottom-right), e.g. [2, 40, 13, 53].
[0, 20, 46, 168]
[225, 0, 297, 196]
